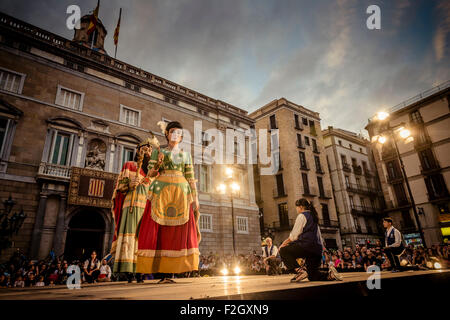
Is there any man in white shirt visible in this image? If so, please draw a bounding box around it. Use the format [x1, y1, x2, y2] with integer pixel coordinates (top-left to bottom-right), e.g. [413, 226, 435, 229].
[262, 237, 281, 275]
[383, 217, 404, 272]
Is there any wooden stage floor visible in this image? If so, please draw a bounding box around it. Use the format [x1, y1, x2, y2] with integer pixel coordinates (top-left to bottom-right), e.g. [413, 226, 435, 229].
[0, 269, 448, 300]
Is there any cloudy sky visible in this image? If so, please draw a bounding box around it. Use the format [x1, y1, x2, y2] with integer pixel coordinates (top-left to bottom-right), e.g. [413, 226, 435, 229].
[1, 0, 449, 133]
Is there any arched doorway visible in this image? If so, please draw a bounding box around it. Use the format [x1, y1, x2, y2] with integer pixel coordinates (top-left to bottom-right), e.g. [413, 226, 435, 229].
[64, 208, 106, 262]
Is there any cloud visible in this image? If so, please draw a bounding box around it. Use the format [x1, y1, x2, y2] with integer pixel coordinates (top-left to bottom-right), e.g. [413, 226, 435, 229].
[433, 0, 450, 61]
[0, 0, 448, 134]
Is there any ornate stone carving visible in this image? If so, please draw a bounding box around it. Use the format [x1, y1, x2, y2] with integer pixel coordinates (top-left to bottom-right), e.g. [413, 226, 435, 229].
[85, 139, 106, 170]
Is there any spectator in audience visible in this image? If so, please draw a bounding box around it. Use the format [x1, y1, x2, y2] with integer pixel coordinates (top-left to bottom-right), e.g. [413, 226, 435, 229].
[364, 250, 377, 271]
[14, 275, 25, 288]
[83, 251, 100, 283]
[354, 251, 363, 270]
[342, 251, 353, 270]
[98, 259, 112, 282]
[35, 276, 45, 287]
[0, 274, 7, 287]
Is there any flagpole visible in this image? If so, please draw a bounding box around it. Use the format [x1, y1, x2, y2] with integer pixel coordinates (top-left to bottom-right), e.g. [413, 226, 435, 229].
[91, 29, 95, 49]
[114, 8, 122, 59]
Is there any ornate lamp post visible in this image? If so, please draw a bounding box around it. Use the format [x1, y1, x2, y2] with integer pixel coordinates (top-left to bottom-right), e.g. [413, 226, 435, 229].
[0, 196, 27, 255]
[217, 167, 240, 257]
[372, 111, 426, 247]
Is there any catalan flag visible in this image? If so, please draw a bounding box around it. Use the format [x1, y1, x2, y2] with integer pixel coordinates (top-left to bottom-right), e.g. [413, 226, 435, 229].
[87, 0, 100, 35]
[114, 8, 122, 46]
[88, 178, 105, 198]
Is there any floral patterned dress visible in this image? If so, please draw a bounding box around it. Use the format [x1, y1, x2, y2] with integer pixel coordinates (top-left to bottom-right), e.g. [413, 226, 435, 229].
[136, 148, 200, 274]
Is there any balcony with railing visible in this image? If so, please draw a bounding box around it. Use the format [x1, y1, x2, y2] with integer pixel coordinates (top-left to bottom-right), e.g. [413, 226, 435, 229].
[271, 218, 295, 231]
[385, 199, 411, 210]
[386, 173, 403, 184]
[319, 219, 339, 228]
[38, 162, 71, 180]
[381, 147, 397, 161]
[353, 165, 362, 175]
[351, 204, 381, 216]
[420, 162, 441, 175]
[346, 183, 380, 197]
[363, 169, 373, 177]
[342, 163, 352, 172]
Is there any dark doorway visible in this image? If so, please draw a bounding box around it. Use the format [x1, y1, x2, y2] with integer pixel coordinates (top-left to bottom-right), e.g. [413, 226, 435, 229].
[64, 208, 105, 262]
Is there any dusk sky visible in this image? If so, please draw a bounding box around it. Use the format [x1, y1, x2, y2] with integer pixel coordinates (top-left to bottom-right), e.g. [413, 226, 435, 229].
[1, 0, 449, 134]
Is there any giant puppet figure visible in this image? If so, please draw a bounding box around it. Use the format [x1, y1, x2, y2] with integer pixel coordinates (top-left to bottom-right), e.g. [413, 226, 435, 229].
[110, 136, 159, 282]
[136, 121, 201, 283]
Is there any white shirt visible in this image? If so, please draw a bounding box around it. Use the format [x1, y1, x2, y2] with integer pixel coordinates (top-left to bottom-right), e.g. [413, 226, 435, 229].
[84, 259, 100, 270]
[289, 213, 325, 247]
[262, 245, 279, 258]
[385, 226, 402, 247]
[289, 214, 307, 241]
[99, 265, 111, 278]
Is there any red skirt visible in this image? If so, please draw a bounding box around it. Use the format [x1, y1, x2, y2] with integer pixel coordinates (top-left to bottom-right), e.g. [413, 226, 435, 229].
[136, 201, 199, 274]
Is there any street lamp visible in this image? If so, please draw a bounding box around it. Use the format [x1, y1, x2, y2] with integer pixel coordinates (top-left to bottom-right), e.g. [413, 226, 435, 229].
[217, 166, 240, 257]
[373, 115, 426, 247]
[0, 196, 27, 255]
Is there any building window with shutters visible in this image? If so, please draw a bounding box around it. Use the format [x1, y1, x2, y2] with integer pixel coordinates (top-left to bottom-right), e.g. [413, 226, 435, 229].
[304, 136, 310, 146]
[199, 164, 211, 193]
[299, 151, 308, 169]
[0, 67, 26, 94]
[120, 146, 135, 169]
[0, 118, 9, 157]
[0, 115, 19, 173]
[314, 155, 322, 173]
[294, 114, 302, 130]
[302, 172, 310, 195]
[55, 85, 84, 111]
[297, 134, 304, 148]
[269, 114, 277, 129]
[278, 203, 289, 228]
[236, 216, 249, 234]
[119, 104, 141, 127]
[50, 132, 72, 166]
[275, 173, 286, 196]
[200, 214, 213, 232]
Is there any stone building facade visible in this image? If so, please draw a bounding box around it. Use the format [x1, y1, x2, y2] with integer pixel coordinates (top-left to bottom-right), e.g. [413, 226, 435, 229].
[365, 83, 450, 246]
[0, 12, 261, 262]
[249, 98, 342, 250]
[322, 126, 385, 248]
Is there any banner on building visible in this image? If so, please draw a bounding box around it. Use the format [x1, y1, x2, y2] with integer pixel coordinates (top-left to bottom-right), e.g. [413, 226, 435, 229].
[68, 167, 118, 208]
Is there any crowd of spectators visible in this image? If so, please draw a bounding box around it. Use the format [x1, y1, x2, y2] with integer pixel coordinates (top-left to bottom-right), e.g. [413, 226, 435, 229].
[320, 241, 449, 272]
[0, 249, 112, 288]
[1, 242, 448, 287]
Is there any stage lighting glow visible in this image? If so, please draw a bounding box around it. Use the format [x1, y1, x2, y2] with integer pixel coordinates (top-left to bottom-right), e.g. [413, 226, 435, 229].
[399, 128, 411, 139]
[426, 261, 433, 269]
[233, 266, 241, 275]
[221, 268, 229, 276]
[378, 136, 387, 144]
[225, 167, 233, 178]
[217, 183, 227, 193]
[434, 262, 442, 269]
